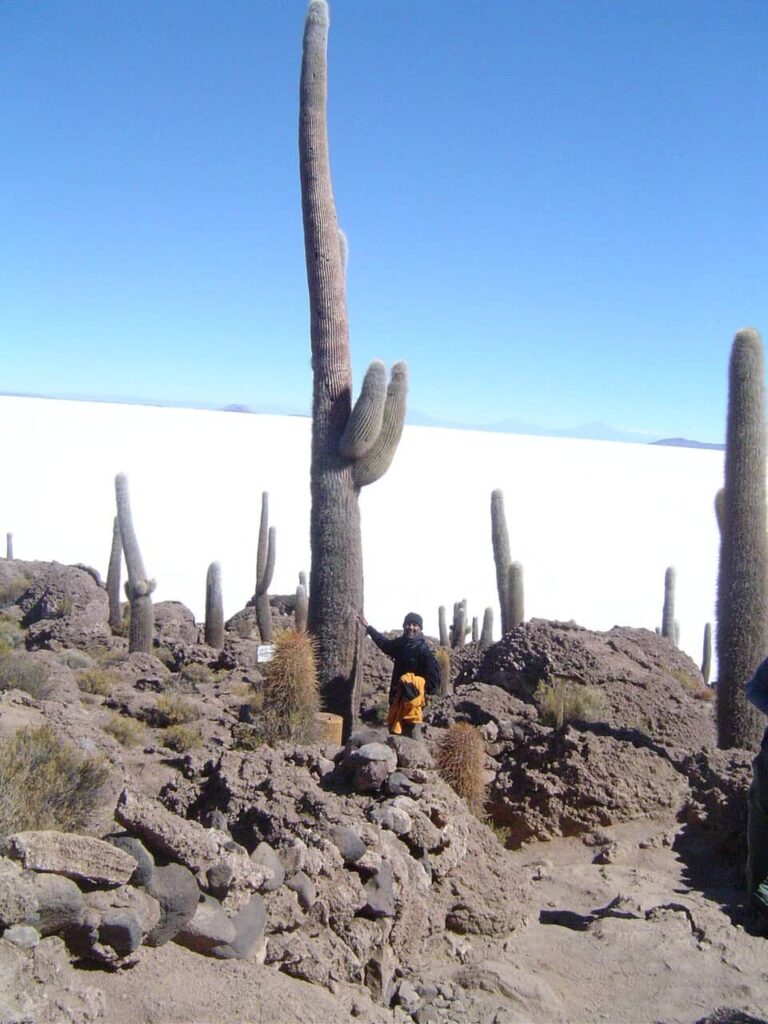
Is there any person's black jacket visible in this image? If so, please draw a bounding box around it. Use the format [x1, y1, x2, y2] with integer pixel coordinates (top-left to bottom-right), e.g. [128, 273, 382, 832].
[366, 627, 441, 704]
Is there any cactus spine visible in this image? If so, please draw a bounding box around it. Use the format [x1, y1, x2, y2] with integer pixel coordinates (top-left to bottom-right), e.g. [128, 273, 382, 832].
[106, 516, 122, 630]
[255, 492, 276, 643]
[115, 473, 155, 655]
[205, 562, 224, 649]
[716, 327, 768, 749]
[300, 0, 407, 727]
[479, 607, 494, 650]
[701, 622, 712, 686]
[661, 567, 676, 643]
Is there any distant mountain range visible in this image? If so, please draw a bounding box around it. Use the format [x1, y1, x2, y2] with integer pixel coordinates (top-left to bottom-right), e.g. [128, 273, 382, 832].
[0, 390, 723, 450]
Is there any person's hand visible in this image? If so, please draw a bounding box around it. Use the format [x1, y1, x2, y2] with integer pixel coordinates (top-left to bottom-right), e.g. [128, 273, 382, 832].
[355, 612, 369, 629]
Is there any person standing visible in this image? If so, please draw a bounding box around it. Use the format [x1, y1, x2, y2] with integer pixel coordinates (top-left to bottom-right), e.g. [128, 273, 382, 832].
[357, 611, 440, 738]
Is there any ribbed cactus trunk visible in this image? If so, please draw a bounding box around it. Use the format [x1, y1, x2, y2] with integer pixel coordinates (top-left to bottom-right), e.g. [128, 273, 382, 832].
[451, 600, 467, 649]
[701, 622, 712, 686]
[205, 562, 224, 649]
[106, 516, 122, 630]
[299, 1, 406, 728]
[5, 533, 12, 560]
[438, 606, 448, 648]
[508, 562, 525, 628]
[491, 490, 512, 634]
[479, 607, 493, 650]
[115, 473, 155, 655]
[661, 567, 676, 643]
[716, 327, 768, 750]
[255, 492, 276, 643]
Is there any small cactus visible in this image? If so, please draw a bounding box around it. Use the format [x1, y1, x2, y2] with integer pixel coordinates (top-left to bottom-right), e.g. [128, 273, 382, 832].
[106, 516, 122, 630]
[451, 600, 468, 649]
[471, 616, 479, 643]
[205, 562, 224, 649]
[262, 629, 320, 744]
[255, 491, 276, 643]
[508, 562, 525, 628]
[5, 533, 12, 560]
[115, 473, 155, 655]
[435, 723, 486, 816]
[295, 582, 309, 633]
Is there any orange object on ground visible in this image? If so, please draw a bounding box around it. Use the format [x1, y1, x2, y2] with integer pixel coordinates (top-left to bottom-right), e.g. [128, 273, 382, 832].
[387, 673, 426, 735]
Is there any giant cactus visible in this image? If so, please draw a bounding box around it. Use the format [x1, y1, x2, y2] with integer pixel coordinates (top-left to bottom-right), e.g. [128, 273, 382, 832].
[479, 607, 494, 650]
[701, 622, 712, 686]
[491, 489, 513, 633]
[255, 492, 276, 643]
[508, 561, 525, 628]
[661, 567, 676, 643]
[205, 561, 224, 649]
[106, 516, 122, 630]
[114, 473, 155, 655]
[299, 0, 407, 724]
[716, 327, 768, 749]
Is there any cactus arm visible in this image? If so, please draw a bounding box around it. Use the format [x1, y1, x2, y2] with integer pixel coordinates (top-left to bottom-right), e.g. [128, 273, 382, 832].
[114, 473, 155, 654]
[339, 360, 387, 459]
[509, 561, 524, 628]
[106, 515, 122, 630]
[352, 362, 408, 489]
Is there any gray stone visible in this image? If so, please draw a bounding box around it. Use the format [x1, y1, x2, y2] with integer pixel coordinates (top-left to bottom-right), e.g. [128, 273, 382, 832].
[328, 825, 366, 864]
[362, 862, 396, 918]
[3, 923, 39, 948]
[28, 873, 84, 936]
[414, 1007, 441, 1024]
[144, 862, 200, 947]
[85, 885, 161, 939]
[98, 911, 143, 957]
[355, 743, 398, 769]
[386, 735, 433, 769]
[353, 760, 391, 795]
[397, 978, 422, 1014]
[174, 894, 236, 954]
[205, 859, 235, 894]
[386, 771, 423, 798]
[369, 804, 412, 836]
[250, 842, 284, 891]
[105, 834, 155, 888]
[210, 893, 266, 961]
[0, 859, 37, 927]
[285, 871, 316, 911]
[6, 831, 136, 886]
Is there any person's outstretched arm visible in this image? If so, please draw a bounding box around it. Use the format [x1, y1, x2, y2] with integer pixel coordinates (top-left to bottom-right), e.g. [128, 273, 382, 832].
[747, 657, 768, 717]
[356, 613, 399, 657]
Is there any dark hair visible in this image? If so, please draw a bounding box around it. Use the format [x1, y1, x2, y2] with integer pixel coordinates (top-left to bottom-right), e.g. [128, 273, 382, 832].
[403, 612, 423, 629]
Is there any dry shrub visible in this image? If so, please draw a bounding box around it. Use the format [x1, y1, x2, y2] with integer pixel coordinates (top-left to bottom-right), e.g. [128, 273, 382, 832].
[151, 694, 199, 727]
[671, 668, 713, 700]
[435, 722, 487, 815]
[162, 723, 202, 752]
[0, 615, 23, 653]
[0, 652, 54, 699]
[77, 667, 121, 696]
[0, 725, 109, 838]
[535, 676, 606, 729]
[261, 629, 320, 744]
[0, 576, 31, 608]
[103, 711, 146, 748]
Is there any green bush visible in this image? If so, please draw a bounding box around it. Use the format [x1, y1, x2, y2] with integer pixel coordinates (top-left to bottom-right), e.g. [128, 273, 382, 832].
[535, 676, 607, 729]
[231, 722, 263, 751]
[57, 650, 94, 670]
[76, 667, 121, 696]
[0, 576, 31, 608]
[103, 712, 146, 748]
[179, 663, 214, 688]
[0, 652, 54, 699]
[0, 725, 109, 838]
[162, 723, 201, 752]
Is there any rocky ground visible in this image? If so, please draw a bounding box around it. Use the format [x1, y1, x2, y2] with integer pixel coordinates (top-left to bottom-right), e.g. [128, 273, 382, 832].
[0, 558, 766, 1024]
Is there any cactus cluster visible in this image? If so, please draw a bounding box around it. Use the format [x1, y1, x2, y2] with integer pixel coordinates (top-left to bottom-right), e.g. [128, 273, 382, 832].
[491, 490, 524, 633]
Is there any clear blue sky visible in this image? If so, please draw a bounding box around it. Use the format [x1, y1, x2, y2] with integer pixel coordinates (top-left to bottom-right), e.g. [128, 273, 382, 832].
[2, 0, 766, 442]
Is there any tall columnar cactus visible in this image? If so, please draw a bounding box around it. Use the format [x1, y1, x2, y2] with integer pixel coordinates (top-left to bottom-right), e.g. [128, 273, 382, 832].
[255, 492, 276, 643]
[295, 581, 309, 633]
[5, 533, 12, 560]
[106, 516, 122, 630]
[114, 473, 155, 655]
[438, 606, 448, 648]
[471, 616, 479, 644]
[661, 567, 676, 643]
[479, 607, 494, 650]
[508, 562, 525, 628]
[491, 489, 512, 634]
[300, 0, 407, 722]
[714, 488, 725, 535]
[435, 647, 452, 697]
[701, 622, 712, 686]
[451, 600, 468, 649]
[205, 562, 224, 649]
[716, 327, 768, 750]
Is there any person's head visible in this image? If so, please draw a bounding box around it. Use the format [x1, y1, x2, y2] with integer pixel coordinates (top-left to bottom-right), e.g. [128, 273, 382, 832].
[402, 612, 423, 637]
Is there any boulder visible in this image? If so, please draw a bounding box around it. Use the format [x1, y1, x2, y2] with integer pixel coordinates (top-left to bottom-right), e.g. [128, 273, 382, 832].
[144, 862, 200, 947]
[210, 893, 267, 961]
[6, 831, 136, 886]
[174, 894, 236, 954]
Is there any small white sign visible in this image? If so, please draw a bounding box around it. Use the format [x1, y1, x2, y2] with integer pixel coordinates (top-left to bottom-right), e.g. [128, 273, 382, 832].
[256, 644, 276, 664]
